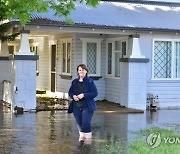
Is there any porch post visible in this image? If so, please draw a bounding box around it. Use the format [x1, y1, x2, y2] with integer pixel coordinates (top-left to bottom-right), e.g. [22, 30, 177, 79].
[124, 35, 145, 58]
[0, 39, 11, 105]
[17, 30, 33, 55]
[13, 30, 38, 111]
[120, 35, 149, 110]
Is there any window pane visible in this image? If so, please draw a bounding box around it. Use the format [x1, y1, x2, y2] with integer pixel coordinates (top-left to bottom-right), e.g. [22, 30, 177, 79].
[62, 43, 66, 73]
[115, 52, 120, 77]
[51, 45, 56, 72]
[115, 41, 121, 50]
[154, 41, 172, 78]
[122, 41, 126, 57]
[87, 43, 96, 74]
[108, 43, 112, 74]
[30, 47, 33, 52]
[67, 43, 71, 73]
[174, 42, 180, 78]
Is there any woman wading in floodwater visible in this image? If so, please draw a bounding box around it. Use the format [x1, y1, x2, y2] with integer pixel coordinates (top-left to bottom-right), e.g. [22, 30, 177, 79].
[68, 64, 98, 141]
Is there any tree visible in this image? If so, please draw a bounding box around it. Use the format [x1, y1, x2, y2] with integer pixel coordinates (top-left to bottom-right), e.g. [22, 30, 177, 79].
[0, 0, 100, 41]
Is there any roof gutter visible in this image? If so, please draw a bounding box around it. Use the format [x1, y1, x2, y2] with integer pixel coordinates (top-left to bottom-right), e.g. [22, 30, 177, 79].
[10, 20, 180, 34]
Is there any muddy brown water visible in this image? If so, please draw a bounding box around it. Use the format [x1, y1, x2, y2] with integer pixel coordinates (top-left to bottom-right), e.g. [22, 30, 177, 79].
[0, 107, 180, 154]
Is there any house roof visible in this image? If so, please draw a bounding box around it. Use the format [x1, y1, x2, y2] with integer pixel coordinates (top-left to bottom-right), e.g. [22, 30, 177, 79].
[29, 1, 180, 32]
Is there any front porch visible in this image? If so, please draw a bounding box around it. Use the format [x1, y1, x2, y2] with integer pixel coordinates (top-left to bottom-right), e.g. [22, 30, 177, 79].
[0, 23, 149, 111]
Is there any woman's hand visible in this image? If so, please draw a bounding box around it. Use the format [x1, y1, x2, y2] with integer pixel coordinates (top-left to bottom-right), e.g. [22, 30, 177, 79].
[77, 93, 84, 99]
[73, 95, 79, 101]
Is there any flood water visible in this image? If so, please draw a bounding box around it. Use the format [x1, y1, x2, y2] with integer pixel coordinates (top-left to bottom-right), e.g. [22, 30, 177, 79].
[0, 107, 180, 154]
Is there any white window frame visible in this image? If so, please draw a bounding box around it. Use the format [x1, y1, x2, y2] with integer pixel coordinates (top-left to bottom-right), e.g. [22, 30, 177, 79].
[60, 38, 72, 76]
[80, 38, 103, 76]
[48, 40, 57, 91]
[152, 39, 180, 80]
[106, 41, 114, 77]
[106, 37, 128, 78]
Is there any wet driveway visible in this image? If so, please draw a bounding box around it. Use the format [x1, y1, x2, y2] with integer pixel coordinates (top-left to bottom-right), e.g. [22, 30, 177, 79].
[0, 107, 180, 154]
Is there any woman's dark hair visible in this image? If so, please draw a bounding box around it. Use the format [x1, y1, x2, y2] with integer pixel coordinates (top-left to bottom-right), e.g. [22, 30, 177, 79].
[77, 64, 88, 76]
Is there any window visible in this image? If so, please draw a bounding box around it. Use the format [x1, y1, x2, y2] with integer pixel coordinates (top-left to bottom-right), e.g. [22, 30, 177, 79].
[30, 46, 38, 54]
[87, 42, 97, 74]
[61, 39, 71, 75]
[107, 38, 127, 77]
[81, 38, 102, 76]
[107, 43, 112, 74]
[8, 43, 19, 55]
[153, 40, 180, 79]
[30, 43, 39, 55]
[174, 42, 180, 78]
[8, 46, 14, 55]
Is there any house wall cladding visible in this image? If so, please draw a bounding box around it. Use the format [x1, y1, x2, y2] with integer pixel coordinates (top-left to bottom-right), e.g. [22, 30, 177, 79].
[56, 33, 74, 97]
[35, 37, 50, 90]
[103, 32, 180, 108]
[35, 33, 74, 95]
[104, 34, 127, 105]
[140, 33, 180, 108]
[105, 78, 121, 104]
[74, 33, 106, 100]
[33, 31, 180, 108]
[53, 32, 122, 101]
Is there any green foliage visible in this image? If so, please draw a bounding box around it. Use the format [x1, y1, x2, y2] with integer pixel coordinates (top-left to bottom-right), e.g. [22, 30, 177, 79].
[0, 0, 48, 24]
[0, 0, 100, 25]
[0, 1, 9, 21]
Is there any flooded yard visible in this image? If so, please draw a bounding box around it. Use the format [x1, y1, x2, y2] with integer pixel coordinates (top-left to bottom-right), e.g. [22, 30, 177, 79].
[0, 107, 180, 154]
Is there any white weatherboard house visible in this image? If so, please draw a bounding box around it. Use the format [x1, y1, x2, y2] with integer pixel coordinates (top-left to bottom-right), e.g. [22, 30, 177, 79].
[1, 0, 180, 110]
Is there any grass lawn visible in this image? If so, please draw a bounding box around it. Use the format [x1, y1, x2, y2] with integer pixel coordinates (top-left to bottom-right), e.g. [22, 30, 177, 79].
[96, 127, 180, 154]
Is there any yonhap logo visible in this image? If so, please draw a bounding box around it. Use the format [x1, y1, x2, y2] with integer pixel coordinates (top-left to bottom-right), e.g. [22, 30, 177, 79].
[147, 132, 161, 148]
[147, 132, 180, 148]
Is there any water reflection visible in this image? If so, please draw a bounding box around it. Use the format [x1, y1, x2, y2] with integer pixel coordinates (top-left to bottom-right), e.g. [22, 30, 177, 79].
[0, 109, 180, 154]
[146, 109, 159, 124]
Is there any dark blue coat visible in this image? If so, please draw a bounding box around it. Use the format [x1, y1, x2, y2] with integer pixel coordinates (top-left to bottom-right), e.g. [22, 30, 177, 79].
[68, 76, 98, 113]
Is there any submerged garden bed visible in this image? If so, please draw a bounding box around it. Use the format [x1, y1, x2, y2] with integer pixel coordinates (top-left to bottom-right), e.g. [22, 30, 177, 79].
[36, 96, 124, 111]
[36, 96, 143, 113]
[36, 97, 69, 111]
